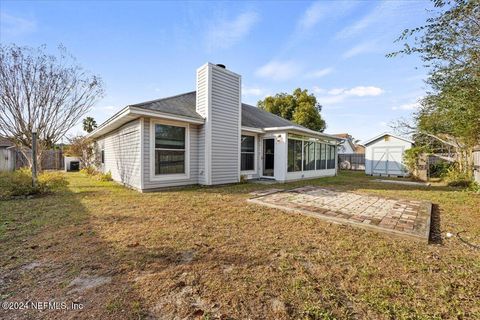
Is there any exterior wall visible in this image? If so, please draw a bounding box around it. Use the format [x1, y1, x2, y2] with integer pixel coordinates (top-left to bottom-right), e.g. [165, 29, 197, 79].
[365, 135, 412, 176]
[142, 117, 200, 190]
[196, 63, 241, 185]
[337, 141, 355, 154]
[96, 119, 142, 189]
[196, 65, 208, 185]
[260, 132, 337, 182]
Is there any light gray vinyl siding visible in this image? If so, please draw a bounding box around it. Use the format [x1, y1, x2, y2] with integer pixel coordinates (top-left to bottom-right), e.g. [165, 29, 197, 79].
[210, 66, 241, 184]
[197, 126, 206, 184]
[96, 119, 141, 189]
[196, 65, 208, 185]
[142, 117, 199, 189]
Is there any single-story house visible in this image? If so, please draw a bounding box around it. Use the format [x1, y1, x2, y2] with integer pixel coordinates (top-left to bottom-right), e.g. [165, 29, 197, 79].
[88, 63, 341, 192]
[363, 132, 414, 177]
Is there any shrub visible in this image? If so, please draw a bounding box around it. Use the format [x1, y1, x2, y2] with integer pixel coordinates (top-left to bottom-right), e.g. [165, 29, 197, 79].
[0, 168, 36, 200]
[80, 166, 98, 176]
[442, 166, 473, 188]
[38, 171, 69, 192]
[429, 161, 452, 178]
[97, 171, 112, 181]
[0, 169, 68, 200]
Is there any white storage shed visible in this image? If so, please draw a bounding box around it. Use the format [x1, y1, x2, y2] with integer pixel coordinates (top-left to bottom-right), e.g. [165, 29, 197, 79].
[363, 132, 414, 177]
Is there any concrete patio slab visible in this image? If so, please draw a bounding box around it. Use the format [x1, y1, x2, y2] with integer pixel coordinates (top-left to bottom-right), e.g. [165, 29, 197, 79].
[248, 186, 432, 242]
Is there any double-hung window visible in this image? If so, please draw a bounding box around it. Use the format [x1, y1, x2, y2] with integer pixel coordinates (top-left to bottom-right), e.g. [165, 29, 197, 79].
[241, 135, 255, 171]
[154, 124, 186, 175]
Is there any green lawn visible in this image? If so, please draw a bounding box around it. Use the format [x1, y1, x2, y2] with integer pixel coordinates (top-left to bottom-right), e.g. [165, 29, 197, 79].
[1, 171, 479, 319]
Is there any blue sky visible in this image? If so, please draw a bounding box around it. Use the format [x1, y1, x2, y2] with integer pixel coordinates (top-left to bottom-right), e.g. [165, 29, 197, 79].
[0, 0, 434, 142]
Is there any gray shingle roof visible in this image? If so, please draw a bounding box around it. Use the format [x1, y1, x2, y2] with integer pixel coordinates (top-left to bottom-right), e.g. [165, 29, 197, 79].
[130, 91, 305, 129]
[129, 91, 203, 120]
[241, 103, 303, 129]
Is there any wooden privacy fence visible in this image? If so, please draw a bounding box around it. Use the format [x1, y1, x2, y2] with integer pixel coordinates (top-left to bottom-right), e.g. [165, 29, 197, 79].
[474, 148, 480, 184]
[15, 149, 65, 170]
[338, 153, 365, 171]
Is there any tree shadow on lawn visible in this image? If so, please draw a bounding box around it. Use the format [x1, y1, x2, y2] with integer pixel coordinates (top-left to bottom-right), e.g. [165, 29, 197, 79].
[0, 189, 151, 320]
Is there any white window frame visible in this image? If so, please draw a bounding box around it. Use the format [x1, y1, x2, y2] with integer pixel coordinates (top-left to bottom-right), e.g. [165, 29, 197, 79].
[240, 133, 257, 174]
[149, 119, 190, 181]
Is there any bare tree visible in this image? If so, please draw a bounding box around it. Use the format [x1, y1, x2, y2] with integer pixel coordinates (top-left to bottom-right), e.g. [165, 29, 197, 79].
[0, 44, 104, 169]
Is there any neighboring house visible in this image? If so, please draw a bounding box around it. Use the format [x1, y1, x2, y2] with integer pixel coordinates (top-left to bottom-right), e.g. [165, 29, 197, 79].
[0, 137, 15, 172]
[333, 133, 365, 154]
[88, 63, 341, 192]
[363, 132, 414, 177]
[354, 144, 365, 154]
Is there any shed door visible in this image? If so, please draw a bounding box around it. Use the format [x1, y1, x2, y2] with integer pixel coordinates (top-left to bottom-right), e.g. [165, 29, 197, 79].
[0, 149, 11, 172]
[372, 147, 404, 175]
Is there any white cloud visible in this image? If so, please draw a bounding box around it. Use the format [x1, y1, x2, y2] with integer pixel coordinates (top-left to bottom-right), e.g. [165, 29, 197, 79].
[312, 86, 326, 94]
[327, 88, 346, 95]
[336, 2, 421, 40]
[315, 86, 384, 105]
[392, 102, 421, 111]
[342, 40, 378, 59]
[344, 86, 384, 97]
[0, 12, 36, 37]
[327, 86, 383, 97]
[242, 86, 265, 97]
[305, 67, 334, 79]
[255, 60, 301, 81]
[298, 2, 326, 31]
[298, 1, 358, 32]
[205, 11, 259, 51]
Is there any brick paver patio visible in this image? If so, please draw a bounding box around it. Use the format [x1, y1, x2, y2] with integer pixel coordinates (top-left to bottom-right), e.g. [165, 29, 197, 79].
[248, 186, 432, 241]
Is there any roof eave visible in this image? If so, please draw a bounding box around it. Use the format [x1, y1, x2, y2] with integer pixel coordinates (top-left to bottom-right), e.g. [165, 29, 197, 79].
[87, 106, 205, 139]
[263, 126, 342, 141]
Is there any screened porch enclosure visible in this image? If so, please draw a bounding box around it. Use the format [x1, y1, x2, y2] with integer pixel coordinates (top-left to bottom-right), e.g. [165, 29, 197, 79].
[287, 134, 336, 173]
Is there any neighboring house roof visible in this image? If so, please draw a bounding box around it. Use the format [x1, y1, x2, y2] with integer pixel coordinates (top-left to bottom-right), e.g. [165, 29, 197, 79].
[89, 91, 340, 141]
[362, 132, 414, 146]
[333, 133, 356, 150]
[0, 137, 14, 147]
[355, 144, 365, 153]
[332, 133, 350, 139]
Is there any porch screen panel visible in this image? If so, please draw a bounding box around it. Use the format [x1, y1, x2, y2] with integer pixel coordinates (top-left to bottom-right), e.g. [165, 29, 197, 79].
[327, 145, 336, 169]
[318, 144, 326, 169]
[288, 139, 302, 172]
[315, 142, 321, 170]
[304, 141, 315, 171]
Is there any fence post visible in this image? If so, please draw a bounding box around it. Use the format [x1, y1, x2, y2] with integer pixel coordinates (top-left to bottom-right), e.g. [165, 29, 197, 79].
[32, 130, 38, 187]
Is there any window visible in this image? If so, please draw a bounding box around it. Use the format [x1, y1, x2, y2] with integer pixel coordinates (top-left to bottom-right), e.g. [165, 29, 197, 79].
[101, 150, 105, 164]
[288, 139, 302, 172]
[241, 135, 255, 171]
[303, 141, 315, 171]
[154, 124, 186, 175]
[327, 145, 336, 169]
